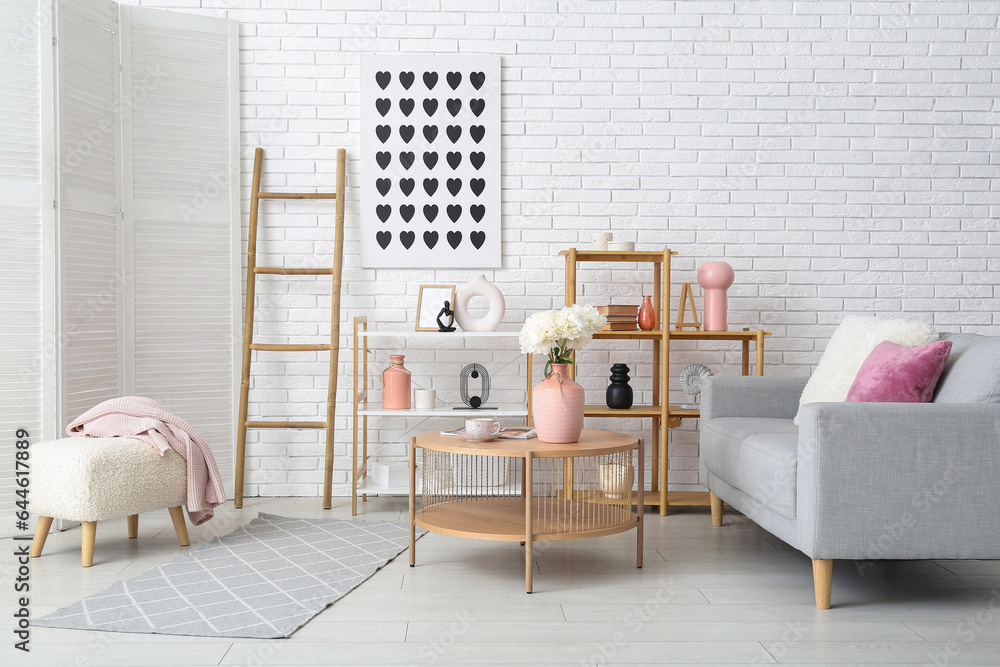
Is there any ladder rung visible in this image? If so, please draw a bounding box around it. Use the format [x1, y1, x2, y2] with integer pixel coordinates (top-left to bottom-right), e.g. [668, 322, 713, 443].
[254, 267, 334, 275]
[257, 192, 337, 200]
[250, 343, 332, 351]
[245, 421, 328, 429]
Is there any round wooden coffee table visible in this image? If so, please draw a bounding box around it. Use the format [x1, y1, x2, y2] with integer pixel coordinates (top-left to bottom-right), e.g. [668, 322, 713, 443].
[408, 429, 643, 593]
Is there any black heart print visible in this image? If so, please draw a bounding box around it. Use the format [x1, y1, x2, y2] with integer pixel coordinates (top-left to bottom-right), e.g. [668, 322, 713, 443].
[470, 230, 486, 249]
[376, 98, 391, 116]
[400, 204, 415, 222]
[376, 151, 391, 170]
[399, 98, 415, 116]
[470, 178, 485, 196]
[423, 152, 438, 169]
[376, 204, 392, 222]
[446, 151, 462, 169]
[399, 125, 415, 143]
[470, 71, 486, 90]
[376, 125, 391, 143]
[399, 71, 415, 89]
[423, 125, 438, 143]
[447, 125, 462, 143]
[470, 152, 485, 170]
[447, 231, 462, 249]
[470, 125, 485, 143]
[400, 230, 415, 249]
[399, 151, 415, 170]
[423, 72, 438, 89]
[376, 71, 391, 89]
[423, 204, 439, 222]
[376, 230, 391, 249]
[376, 178, 391, 196]
[423, 230, 438, 249]
[447, 178, 462, 196]
[447, 71, 462, 89]
[446, 98, 462, 117]
[470, 204, 485, 222]
[447, 204, 462, 222]
[400, 178, 415, 196]
[423, 178, 438, 196]
[470, 99, 485, 117]
[423, 99, 438, 116]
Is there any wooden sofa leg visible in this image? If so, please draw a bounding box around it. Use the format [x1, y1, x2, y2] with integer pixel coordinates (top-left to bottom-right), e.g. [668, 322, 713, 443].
[82, 521, 97, 567]
[30, 516, 53, 557]
[813, 559, 833, 609]
[168, 506, 190, 546]
[709, 492, 723, 527]
[127, 514, 138, 539]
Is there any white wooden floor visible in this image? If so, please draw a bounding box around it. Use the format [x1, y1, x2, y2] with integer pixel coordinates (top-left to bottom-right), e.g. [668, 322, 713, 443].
[6, 497, 1000, 666]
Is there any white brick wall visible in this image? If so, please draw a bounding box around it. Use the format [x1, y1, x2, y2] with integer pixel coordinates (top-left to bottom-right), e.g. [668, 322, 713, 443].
[128, 0, 1000, 499]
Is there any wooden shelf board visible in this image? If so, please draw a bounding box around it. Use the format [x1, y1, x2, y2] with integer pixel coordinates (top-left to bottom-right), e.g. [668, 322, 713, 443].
[358, 402, 528, 417]
[670, 330, 771, 341]
[358, 330, 521, 339]
[593, 330, 664, 340]
[559, 249, 678, 263]
[584, 404, 700, 418]
[416, 496, 636, 542]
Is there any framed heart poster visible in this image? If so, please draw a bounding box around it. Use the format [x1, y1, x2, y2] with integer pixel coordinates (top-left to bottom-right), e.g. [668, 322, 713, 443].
[360, 54, 501, 268]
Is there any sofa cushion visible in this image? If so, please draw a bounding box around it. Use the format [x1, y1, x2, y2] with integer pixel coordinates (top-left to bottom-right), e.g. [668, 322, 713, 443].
[934, 333, 1000, 404]
[845, 340, 952, 404]
[795, 315, 939, 424]
[701, 417, 799, 520]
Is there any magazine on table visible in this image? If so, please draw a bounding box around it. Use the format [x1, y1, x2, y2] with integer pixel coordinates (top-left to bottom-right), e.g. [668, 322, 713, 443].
[440, 426, 537, 439]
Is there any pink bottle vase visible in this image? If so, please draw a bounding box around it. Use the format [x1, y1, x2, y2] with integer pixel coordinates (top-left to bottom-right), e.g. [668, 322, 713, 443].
[381, 355, 411, 410]
[638, 296, 656, 331]
[697, 261, 735, 332]
[531, 363, 585, 443]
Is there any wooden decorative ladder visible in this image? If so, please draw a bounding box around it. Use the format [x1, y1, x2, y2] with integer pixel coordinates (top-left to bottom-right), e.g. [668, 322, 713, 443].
[235, 147, 346, 509]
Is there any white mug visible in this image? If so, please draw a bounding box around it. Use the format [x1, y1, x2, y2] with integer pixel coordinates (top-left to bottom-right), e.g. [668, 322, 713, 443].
[413, 389, 436, 410]
[466, 418, 501, 437]
[590, 232, 612, 251]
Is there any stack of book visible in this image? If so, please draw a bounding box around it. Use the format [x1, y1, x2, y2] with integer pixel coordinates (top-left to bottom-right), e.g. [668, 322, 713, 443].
[597, 304, 639, 331]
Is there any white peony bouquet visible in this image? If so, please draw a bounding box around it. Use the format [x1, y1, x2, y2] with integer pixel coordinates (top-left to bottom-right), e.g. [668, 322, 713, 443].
[519, 304, 607, 376]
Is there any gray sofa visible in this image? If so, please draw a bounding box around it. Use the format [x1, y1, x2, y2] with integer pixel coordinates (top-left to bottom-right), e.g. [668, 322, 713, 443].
[699, 332, 1000, 608]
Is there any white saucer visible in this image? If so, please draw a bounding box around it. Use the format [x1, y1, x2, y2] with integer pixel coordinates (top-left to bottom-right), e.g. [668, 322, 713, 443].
[462, 433, 502, 442]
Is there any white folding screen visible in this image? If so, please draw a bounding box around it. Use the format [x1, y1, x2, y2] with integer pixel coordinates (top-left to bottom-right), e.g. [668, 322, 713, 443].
[56, 0, 124, 428]
[0, 0, 239, 536]
[0, 0, 51, 538]
[121, 6, 240, 497]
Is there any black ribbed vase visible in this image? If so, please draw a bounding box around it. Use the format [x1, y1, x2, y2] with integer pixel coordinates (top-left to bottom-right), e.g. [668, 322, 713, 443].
[605, 363, 634, 409]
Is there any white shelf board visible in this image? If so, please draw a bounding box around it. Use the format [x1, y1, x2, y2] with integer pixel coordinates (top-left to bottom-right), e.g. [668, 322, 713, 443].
[358, 330, 521, 339]
[357, 402, 528, 417]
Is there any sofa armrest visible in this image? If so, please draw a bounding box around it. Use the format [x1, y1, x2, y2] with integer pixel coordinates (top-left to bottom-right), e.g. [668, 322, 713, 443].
[701, 375, 808, 421]
[795, 401, 1000, 560]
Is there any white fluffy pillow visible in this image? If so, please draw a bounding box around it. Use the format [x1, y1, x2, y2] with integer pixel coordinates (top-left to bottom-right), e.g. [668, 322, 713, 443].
[794, 315, 939, 424]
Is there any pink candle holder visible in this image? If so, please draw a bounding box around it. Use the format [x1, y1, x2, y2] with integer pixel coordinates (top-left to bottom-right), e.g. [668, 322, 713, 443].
[697, 261, 735, 332]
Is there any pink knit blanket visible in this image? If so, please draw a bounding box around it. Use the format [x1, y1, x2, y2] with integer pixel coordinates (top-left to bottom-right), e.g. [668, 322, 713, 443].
[67, 397, 227, 525]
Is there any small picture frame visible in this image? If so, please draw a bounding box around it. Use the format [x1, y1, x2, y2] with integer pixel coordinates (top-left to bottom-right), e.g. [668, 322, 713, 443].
[415, 285, 456, 331]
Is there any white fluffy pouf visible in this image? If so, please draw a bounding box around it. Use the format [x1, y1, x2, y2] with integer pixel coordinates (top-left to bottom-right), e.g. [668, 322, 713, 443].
[31, 437, 189, 566]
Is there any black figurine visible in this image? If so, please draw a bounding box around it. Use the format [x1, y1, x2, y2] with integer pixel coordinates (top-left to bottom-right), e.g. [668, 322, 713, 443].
[606, 363, 634, 409]
[436, 300, 456, 332]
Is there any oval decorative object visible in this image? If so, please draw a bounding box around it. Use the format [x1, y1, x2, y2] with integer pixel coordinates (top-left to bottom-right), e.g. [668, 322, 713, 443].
[460, 363, 491, 409]
[453, 274, 505, 332]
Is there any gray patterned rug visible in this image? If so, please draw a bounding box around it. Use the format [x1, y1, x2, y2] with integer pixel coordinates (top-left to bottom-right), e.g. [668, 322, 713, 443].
[36, 513, 423, 638]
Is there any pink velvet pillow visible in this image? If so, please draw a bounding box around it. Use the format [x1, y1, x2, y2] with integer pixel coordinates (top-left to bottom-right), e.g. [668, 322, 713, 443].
[845, 340, 953, 403]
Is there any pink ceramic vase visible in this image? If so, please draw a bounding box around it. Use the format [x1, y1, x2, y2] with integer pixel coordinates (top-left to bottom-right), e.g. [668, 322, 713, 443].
[697, 261, 735, 332]
[381, 355, 411, 409]
[532, 363, 585, 443]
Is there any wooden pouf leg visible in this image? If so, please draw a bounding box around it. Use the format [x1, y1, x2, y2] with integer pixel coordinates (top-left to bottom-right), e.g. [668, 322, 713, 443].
[127, 514, 139, 539]
[30, 517, 53, 558]
[82, 521, 97, 567]
[168, 507, 190, 546]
